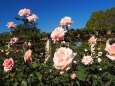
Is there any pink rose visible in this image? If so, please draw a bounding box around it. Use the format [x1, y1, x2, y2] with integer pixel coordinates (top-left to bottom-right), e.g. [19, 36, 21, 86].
[81, 56, 93, 65]
[88, 36, 97, 45]
[51, 27, 66, 43]
[10, 37, 18, 45]
[24, 49, 32, 63]
[53, 47, 76, 71]
[6, 22, 16, 28]
[18, 8, 31, 16]
[27, 14, 38, 22]
[71, 73, 76, 80]
[60, 16, 73, 27]
[3, 58, 14, 72]
[105, 43, 115, 60]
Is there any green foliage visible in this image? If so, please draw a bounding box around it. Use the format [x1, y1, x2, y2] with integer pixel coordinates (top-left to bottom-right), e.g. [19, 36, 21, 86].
[86, 7, 115, 30]
[76, 67, 86, 81]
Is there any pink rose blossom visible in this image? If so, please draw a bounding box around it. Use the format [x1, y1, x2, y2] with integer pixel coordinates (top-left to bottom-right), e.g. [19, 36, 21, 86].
[60, 16, 73, 27]
[3, 58, 14, 72]
[6, 22, 16, 28]
[53, 47, 76, 71]
[18, 8, 31, 16]
[81, 56, 93, 65]
[10, 37, 18, 45]
[51, 27, 66, 43]
[105, 43, 115, 60]
[88, 36, 97, 45]
[24, 49, 32, 63]
[27, 14, 38, 22]
[71, 73, 76, 80]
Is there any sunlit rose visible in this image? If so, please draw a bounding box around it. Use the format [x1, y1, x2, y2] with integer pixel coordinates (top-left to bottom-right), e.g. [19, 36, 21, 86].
[18, 8, 31, 16]
[10, 37, 18, 45]
[27, 14, 38, 22]
[60, 16, 73, 27]
[3, 58, 14, 72]
[88, 36, 97, 45]
[71, 73, 76, 80]
[53, 47, 76, 71]
[105, 43, 115, 60]
[81, 55, 93, 65]
[6, 22, 16, 28]
[24, 49, 32, 63]
[51, 27, 66, 43]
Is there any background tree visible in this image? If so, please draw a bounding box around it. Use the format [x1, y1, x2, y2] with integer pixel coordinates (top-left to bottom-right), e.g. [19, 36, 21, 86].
[86, 7, 115, 30]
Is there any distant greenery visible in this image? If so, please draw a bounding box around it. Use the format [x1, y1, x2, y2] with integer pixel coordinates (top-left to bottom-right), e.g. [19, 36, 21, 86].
[86, 7, 115, 30]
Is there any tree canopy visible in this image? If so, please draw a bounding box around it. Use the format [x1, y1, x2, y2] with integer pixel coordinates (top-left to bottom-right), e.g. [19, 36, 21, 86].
[86, 7, 115, 30]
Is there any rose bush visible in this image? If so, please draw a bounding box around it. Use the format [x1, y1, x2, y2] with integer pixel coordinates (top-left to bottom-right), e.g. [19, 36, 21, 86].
[0, 8, 115, 86]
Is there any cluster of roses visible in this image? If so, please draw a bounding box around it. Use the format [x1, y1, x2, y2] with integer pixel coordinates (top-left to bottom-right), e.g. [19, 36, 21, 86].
[51, 17, 115, 79]
[6, 8, 38, 29]
[2, 8, 38, 72]
[2, 9, 115, 81]
[2, 34, 32, 72]
[82, 36, 115, 66]
[3, 37, 32, 72]
[18, 8, 38, 22]
[3, 46, 32, 73]
[51, 16, 72, 43]
[51, 16, 77, 79]
[81, 36, 99, 65]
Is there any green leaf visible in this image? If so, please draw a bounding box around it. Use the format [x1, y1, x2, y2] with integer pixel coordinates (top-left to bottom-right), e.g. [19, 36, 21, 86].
[76, 69, 86, 81]
[76, 81, 80, 86]
[10, 73, 15, 77]
[13, 82, 18, 86]
[32, 62, 38, 68]
[92, 75, 98, 86]
[21, 80, 27, 86]
[35, 72, 42, 80]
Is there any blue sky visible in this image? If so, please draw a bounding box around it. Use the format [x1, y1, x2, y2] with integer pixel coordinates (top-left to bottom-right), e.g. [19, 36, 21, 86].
[0, 0, 115, 33]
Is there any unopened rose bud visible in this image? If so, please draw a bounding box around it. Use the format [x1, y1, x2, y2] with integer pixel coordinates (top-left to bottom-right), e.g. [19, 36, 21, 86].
[71, 73, 76, 80]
